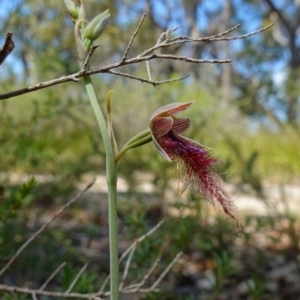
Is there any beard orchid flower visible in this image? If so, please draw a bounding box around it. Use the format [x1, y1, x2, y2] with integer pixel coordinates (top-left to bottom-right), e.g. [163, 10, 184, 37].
[150, 101, 238, 226]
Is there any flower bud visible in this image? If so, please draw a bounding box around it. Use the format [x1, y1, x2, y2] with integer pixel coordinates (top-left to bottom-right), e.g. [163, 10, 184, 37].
[84, 9, 110, 41]
[64, 0, 80, 19]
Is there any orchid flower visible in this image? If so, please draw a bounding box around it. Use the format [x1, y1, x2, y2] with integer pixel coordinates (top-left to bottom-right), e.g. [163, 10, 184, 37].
[150, 101, 238, 225]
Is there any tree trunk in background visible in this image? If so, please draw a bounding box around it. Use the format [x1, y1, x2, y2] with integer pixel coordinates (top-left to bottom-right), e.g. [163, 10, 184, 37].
[264, 0, 300, 128]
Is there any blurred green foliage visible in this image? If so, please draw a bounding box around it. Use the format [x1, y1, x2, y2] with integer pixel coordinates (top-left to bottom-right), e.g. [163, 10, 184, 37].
[1, 78, 299, 186]
[0, 177, 36, 224]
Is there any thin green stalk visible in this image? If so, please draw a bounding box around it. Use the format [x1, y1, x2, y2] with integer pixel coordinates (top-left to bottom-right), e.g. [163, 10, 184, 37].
[83, 75, 119, 300]
[115, 129, 152, 163]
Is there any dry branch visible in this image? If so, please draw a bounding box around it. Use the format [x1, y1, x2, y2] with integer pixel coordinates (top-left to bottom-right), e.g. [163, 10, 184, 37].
[0, 285, 103, 299]
[122, 14, 146, 60]
[122, 239, 166, 291]
[0, 220, 183, 300]
[0, 19, 272, 101]
[119, 251, 183, 294]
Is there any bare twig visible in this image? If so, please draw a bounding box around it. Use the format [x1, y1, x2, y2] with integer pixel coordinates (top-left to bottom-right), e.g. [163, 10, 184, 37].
[202, 23, 241, 39]
[139, 23, 272, 56]
[168, 23, 241, 43]
[123, 241, 166, 291]
[66, 264, 88, 294]
[119, 247, 136, 290]
[156, 25, 180, 45]
[123, 257, 160, 291]
[31, 292, 38, 300]
[0, 178, 96, 277]
[0, 75, 79, 100]
[0, 250, 182, 300]
[122, 251, 183, 293]
[0, 22, 272, 101]
[147, 251, 183, 291]
[82, 44, 100, 70]
[39, 262, 67, 291]
[146, 61, 152, 81]
[142, 54, 231, 64]
[107, 70, 189, 86]
[98, 220, 164, 294]
[0, 54, 222, 101]
[119, 220, 164, 264]
[0, 283, 163, 299]
[122, 14, 146, 60]
[0, 285, 103, 299]
[209, 23, 273, 41]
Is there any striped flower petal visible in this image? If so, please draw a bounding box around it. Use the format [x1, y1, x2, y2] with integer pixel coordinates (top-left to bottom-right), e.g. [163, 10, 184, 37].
[151, 117, 173, 138]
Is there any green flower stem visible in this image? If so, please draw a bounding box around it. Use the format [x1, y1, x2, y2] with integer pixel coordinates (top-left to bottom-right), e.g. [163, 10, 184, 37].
[83, 38, 93, 52]
[115, 129, 152, 163]
[83, 75, 119, 300]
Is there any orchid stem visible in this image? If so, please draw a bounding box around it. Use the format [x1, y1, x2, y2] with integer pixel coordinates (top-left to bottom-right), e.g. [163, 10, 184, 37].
[115, 129, 152, 163]
[83, 75, 119, 300]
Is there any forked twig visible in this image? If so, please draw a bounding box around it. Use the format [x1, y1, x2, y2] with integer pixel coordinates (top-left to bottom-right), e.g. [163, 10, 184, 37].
[0, 20, 272, 101]
[210, 23, 273, 41]
[107, 70, 189, 86]
[123, 239, 166, 291]
[121, 251, 183, 294]
[82, 45, 100, 70]
[0, 221, 179, 300]
[139, 23, 273, 56]
[124, 240, 168, 291]
[142, 54, 231, 64]
[123, 257, 160, 291]
[119, 220, 164, 264]
[122, 14, 146, 60]
[0, 284, 103, 299]
[156, 25, 180, 45]
[0, 178, 96, 277]
[168, 23, 241, 43]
